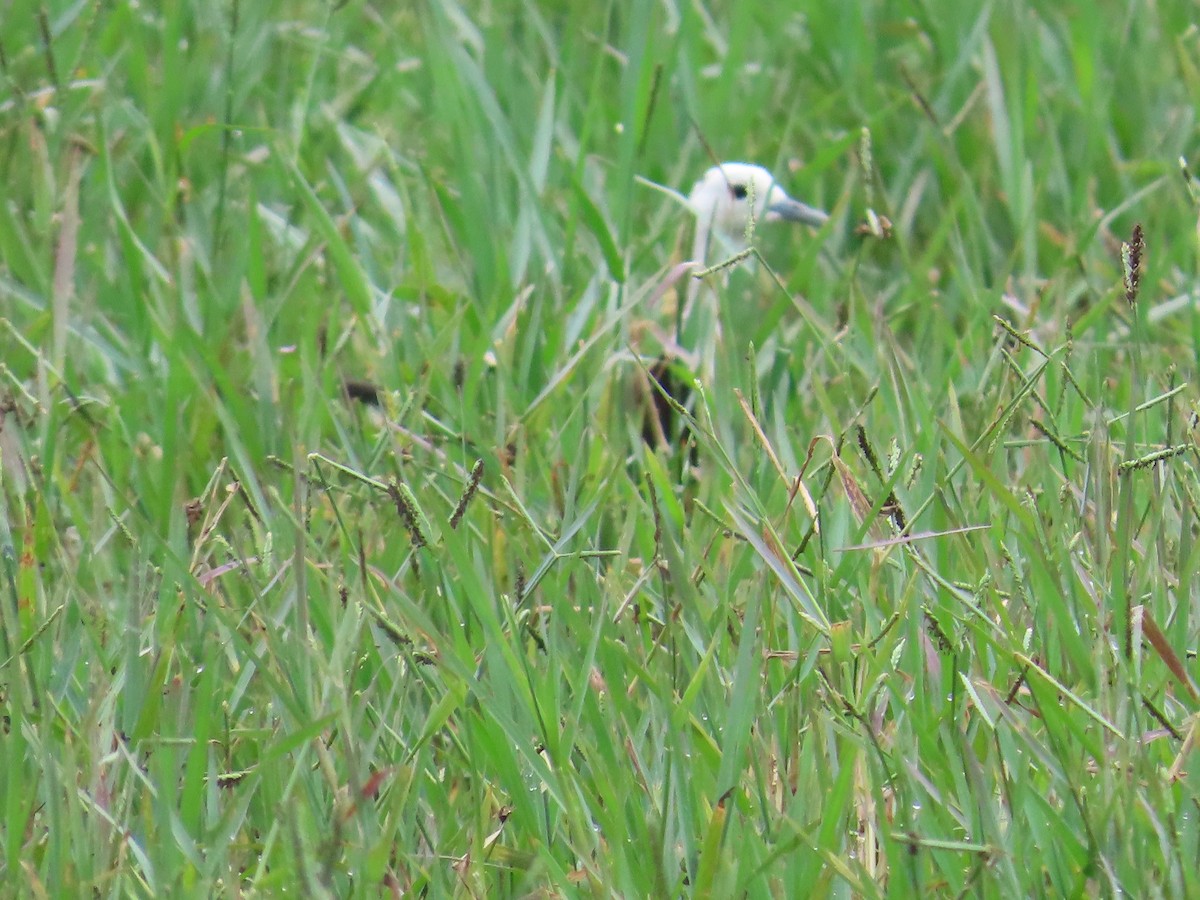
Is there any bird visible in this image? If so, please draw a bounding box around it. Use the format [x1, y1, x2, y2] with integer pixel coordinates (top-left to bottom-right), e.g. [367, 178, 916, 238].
[642, 161, 828, 458]
[682, 161, 828, 319]
[687, 161, 828, 255]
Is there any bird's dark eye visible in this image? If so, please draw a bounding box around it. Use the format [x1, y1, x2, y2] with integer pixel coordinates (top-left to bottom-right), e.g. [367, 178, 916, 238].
[730, 184, 749, 200]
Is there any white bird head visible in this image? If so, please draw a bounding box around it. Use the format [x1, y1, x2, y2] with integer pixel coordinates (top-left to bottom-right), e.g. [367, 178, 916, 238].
[687, 162, 828, 246]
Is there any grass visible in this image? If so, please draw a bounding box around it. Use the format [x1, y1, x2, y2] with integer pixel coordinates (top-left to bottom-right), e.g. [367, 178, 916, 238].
[2, 0, 1199, 895]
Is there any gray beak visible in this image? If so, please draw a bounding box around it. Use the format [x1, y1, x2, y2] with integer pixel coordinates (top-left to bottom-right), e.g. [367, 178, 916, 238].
[768, 198, 829, 228]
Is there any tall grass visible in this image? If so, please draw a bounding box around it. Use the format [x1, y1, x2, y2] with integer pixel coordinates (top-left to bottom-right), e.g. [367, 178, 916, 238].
[1, 0, 1199, 895]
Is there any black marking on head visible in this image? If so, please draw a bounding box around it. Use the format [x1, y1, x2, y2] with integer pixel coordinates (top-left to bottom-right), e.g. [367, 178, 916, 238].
[730, 184, 749, 200]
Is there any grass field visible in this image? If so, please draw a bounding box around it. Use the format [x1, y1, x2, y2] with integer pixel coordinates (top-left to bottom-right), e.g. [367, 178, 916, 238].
[3, 0, 1200, 895]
